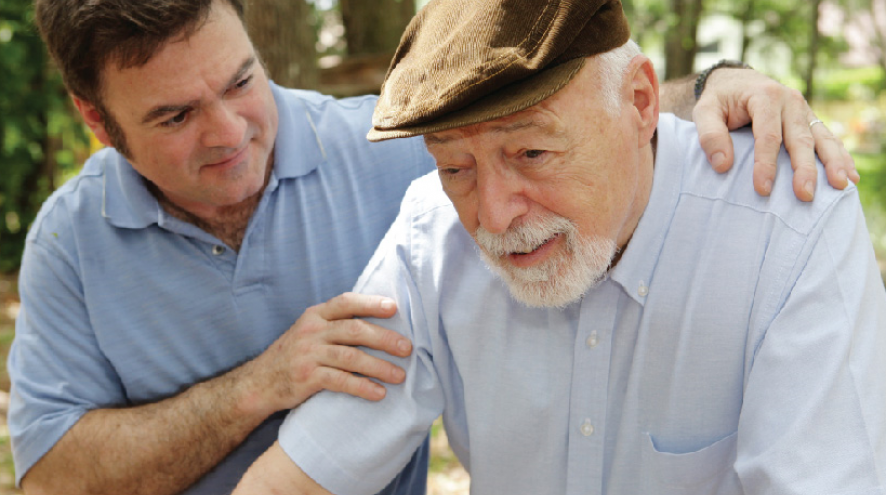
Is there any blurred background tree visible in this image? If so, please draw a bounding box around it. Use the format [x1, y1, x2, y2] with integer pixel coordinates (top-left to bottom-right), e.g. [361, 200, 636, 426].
[246, 0, 320, 89]
[0, 0, 88, 273]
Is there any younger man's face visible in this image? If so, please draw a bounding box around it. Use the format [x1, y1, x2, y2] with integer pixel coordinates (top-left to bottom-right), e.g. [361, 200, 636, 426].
[82, 1, 278, 216]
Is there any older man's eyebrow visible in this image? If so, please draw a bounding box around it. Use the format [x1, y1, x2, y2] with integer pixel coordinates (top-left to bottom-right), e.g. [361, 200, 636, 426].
[139, 56, 257, 125]
[488, 119, 565, 138]
[424, 118, 564, 146]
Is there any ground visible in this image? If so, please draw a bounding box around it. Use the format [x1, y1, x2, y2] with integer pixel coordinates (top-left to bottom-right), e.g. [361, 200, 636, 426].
[0, 272, 19, 494]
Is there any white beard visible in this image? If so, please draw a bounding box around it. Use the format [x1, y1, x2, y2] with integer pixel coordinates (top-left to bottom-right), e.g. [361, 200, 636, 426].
[475, 215, 617, 308]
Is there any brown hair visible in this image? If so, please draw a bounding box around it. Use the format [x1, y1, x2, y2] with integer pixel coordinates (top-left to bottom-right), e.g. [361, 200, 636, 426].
[34, 0, 246, 154]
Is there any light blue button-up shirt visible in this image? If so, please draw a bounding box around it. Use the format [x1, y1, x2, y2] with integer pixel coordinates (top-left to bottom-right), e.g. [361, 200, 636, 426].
[280, 113, 886, 495]
[8, 83, 435, 493]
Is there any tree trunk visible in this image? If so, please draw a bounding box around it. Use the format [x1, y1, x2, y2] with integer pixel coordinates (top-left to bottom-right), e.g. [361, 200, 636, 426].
[867, 0, 886, 89]
[340, 0, 415, 56]
[245, 0, 319, 90]
[739, 0, 756, 63]
[664, 0, 705, 80]
[804, 0, 823, 101]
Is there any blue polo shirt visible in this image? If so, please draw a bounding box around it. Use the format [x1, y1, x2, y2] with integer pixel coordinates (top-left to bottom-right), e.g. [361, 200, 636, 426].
[8, 82, 435, 493]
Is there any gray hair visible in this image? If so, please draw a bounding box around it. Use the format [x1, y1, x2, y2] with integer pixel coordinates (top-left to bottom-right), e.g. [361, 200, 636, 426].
[592, 39, 643, 115]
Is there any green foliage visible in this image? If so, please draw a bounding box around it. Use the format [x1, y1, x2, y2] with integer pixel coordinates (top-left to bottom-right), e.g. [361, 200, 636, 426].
[854, 153, 886, 283]
[711, 0, 846, 84]
[818, 67, 886, 100]
[0, 0, 88, 273]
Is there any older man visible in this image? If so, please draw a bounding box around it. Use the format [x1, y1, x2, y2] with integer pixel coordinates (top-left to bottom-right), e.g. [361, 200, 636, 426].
[235, 1, 886, 494]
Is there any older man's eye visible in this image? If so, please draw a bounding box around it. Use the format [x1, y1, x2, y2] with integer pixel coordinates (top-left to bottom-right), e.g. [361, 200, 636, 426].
[524, 150, 545, 159]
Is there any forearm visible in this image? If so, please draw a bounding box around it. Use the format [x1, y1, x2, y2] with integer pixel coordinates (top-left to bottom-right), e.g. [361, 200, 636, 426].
[234, 442, 333, 495]
[22, 363, 271, 495]
[658, 73, 697, 120]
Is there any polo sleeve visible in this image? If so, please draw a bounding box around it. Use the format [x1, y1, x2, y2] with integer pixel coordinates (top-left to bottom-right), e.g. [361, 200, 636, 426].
[8, 238, 127, 485]
[734, 192, 886, 494]
[278, 198, 446, 495]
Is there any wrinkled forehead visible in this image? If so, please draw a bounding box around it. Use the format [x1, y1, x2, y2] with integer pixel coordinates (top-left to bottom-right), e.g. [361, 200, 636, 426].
[424, 100, 570, 148]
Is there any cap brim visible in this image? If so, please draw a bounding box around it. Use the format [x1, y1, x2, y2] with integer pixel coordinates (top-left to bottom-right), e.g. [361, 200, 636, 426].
[367, 57, 586, 142]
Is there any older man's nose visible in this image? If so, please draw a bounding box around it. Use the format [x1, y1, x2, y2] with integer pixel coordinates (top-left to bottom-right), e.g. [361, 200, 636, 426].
[476, 166, 529, 234]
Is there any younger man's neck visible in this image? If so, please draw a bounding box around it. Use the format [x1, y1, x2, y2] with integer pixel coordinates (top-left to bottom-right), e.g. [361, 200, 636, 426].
[149, 156, 274, 252]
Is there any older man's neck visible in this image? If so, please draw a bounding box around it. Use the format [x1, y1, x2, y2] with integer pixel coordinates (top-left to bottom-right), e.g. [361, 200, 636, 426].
[611, 140, 656, 268]
[150, 159, 273, 253]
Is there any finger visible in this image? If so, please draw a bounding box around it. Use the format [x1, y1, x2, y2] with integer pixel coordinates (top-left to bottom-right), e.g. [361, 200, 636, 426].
[810, 121, 854, 189]
[747, 98, 784, 197]
[314, 366, 388, 401]
[330, 318, 413, 358]
[314, 292, 398, 321]
[781, 109, 818, 202]
[322, 343, 407, 385]
[692, 98, 735, 173]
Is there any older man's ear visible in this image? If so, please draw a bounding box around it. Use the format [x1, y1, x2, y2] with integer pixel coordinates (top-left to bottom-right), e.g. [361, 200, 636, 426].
[628, 55, 660, 148]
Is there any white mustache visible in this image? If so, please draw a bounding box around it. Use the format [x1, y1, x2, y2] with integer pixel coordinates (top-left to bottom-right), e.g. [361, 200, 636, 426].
[475, 215, 576, 257]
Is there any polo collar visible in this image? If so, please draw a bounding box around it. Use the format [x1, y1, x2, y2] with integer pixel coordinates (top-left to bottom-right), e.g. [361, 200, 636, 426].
[609, 114, 684, 306]
[101, 81, 326, 229]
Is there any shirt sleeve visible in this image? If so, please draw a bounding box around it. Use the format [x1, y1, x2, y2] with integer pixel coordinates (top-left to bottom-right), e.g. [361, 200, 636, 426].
[8, 238, 127, 485]
[278, 198, 446, 495]
[735, 191, 886, 494]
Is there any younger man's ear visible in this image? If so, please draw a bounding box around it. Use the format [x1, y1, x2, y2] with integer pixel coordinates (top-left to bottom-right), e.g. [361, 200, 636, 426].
[628, 55, 659, 147]
[72, 96, 114, 148]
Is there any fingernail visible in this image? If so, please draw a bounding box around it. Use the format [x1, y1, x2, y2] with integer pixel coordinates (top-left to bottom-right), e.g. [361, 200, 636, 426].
[398, 339, 412, 354]
[850, 170, 861, 183]
[837, 169, 848, 187]
[371, 383, 386, 398]
[712, 152, 726, 170]
[380, 298, 395, 311]
[804, 180, 815, 198]
[392, 368, 406, 381]
[763, 179, 773, 195]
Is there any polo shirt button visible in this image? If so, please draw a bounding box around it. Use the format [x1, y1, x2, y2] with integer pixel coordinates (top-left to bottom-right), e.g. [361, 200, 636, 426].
[586, 331, 598, 348]
[212, 245, 226, 256]
[580, 419, 595, 436]
[638, 281, 648, 297]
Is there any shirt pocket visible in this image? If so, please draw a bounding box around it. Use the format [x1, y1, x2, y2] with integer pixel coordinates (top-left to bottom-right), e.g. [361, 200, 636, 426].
[640, 431, 742, 495]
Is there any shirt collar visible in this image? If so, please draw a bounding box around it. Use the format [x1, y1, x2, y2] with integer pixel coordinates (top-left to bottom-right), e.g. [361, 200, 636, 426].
[101, 81, 326, 229]
[609, 113, 684, 306]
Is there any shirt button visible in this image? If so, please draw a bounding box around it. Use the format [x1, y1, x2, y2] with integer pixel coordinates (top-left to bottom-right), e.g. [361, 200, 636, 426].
[212, 245, 226, 256]
[586, 331, 598, 348]
[580, 419, 595, 436]
[638, 281, 648, 297]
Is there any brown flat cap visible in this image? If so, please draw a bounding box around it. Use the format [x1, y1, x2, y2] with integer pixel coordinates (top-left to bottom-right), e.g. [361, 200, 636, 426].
[367, 0, 630, 141]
